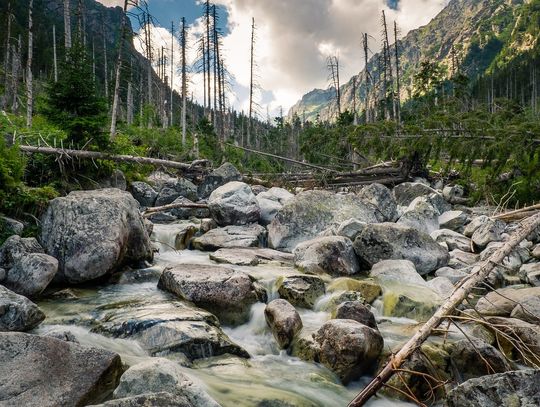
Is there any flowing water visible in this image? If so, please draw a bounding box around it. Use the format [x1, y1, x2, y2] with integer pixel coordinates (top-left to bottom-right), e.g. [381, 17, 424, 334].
[37, 223, 417, 407]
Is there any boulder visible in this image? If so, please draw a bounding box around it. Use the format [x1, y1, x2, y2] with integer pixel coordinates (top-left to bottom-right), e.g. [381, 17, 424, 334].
[463, 215, 491, 237]
[0, 235, 44, 270]
[510, 296, 540, 324]
[208, 182, 260, 226]
[370, 260, 442, 320]
[336, 218, 366, 240]
[277, 275, 325, 309]
[439, 210, 469, 232]
[112, 358, 219, 407]
[3, 253, 58, 297]
[210, 248, 293, 266]
[198, 162, 243, 199]
[0, 332, 122, 407]
[392, 182, 438, 206]
[130, 181, 158, 207]
[93, 298, 248, 359]
[155, 178, 198, 206]
[397, 201, 439, 234]
[357, 183, 398, 222]
[434, 267, 468, 284]
[0, 285, 45, 331]
[353, 223, 449, 275]
[191, 224, 266, 251]
[333, 302, 377, 329]
[426, 276, 455, 299]
[448, 249, 479, 269]
[327, 278, 382, 304]
[41, 189, 153, 284]
[446, 370, 540, 407]
[321, 291, 366, 313]
[268, 190, 382, 252]
[264, 299, 303, 349]
[158, 264, 261, 325]
[519, 262, 540, 286]
[442, 184, 465, 204]
[431, 229, 472, 252]
[94, 393, 192, 407]
[476, 286, 540, 316]
[1, 216, 24, 236]
[471, 219, 505, 250]
[256, 187, 294, 225]
[293, 236, 360, 276]
[314, 319, 384, 383]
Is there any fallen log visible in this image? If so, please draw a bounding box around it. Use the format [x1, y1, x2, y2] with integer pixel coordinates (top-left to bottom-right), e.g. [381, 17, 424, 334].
[493, 203, 540, 222]
[19, 145, 205, 172]
[142, 202, 208, 217]
[348, 211, 540, 407]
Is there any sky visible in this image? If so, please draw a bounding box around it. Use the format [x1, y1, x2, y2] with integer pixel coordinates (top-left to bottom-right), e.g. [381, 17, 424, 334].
[97, 0, 450, 117]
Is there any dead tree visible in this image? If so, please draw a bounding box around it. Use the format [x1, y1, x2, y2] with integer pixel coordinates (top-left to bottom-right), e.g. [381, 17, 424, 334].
[52, 25, 58, 82]
[109, 0, 129, 139]
[394, 21, 401, 124]
[169, 20, 174, 127]
[363, 33, 371, 123]
[180, 17, 188, 146]
[26, 0, 33, 127]
[381, 10, 395, 120]
[327, 55, 341, 117]
[11, 37, 21, 113]
[103, 34, 109, 101]
[212, 5, 218, 131]
[64, 0, 71, 50]
[3, 2, 12, 110]
[205, 0, 212, 119]
[248, 17, 256, 147]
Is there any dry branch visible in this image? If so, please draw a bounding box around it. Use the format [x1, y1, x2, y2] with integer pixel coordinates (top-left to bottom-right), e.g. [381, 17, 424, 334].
[493, 203, 540, 222]
[142, 202, 208, 217]
[348, 211, 540, 407]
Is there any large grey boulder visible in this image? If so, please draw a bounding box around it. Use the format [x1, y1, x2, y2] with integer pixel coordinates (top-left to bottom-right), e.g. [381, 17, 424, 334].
[0, 285, 45, 331]
[333, 301, 377, 329]
[0, 235, 44, 270]
[314, 319, 384, 384]
[392, 182, 438, 206]
[446, 370, 540, 407]
[113, 358, 220, 407]
[353, 223, 449, 275]
[41, 189, 153, 284]
[256, 187, 294, 225]
[155, 178, 198, 207]
[293, 236, 360, 276]
[130, 181, 158, 208]
[210, 248, 293, 266]
[0, 332, 122, 407]
[471, 219, 505, 250]
[336, 218, 366, 241]
[268, 190, 382, 252]
[431, 229, 472, 252]
[191, 224, 266, 251]
[357, 183, 398, 222]
[3, 253, 58, 297]
[264, 299, 303, 349]
[397, 201, 439, 234]
[208, 182, 260, 226]
[278, 275, 325, 308]
[198, 163, 243, 199]
[158, 264, 261, 325]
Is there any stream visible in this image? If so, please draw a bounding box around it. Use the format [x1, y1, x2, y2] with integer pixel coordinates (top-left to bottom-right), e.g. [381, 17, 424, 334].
[35, 223, 417, 407]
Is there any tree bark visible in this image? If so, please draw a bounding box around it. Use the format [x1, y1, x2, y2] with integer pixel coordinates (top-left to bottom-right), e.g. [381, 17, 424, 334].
[26, 0, 33, 127]
[181, 17, 187, 146]
[64, 0, 72, 50]
[348, 211, 540, 407]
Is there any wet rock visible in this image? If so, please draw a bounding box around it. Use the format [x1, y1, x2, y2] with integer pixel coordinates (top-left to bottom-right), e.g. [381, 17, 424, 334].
[519, 262, 540, 286]
[439, 210, 469, 232]
[336, 218, 366, 240]
[113, 358, 220, 407]
[130, 181, 158, 208]
[357, 183, 398, 222]
[314, 319, 384, 384]
[370, 260, 441, 320]
[321, 291, 366, 313]
[353, 223, 449, 275]
[0, 235, 44, 270]
[155, 178, 198, 206]
[510, 296, 540, 324]
[256, 187, 294, 225]
[3, 253, 58, 297]
[198, 163, 243, 199]
[191, 224, 266, 251]
[392, 182, 438, 206]
[94, 392, 192, 407]
[93, 299, 248, 359]
[277, 275, 325, 309]
[327, 278, 382, 304]
[446, 370, 540, 407]
[0, 332, 122, 407]
[155, 222, 200, 251]
[397, 201, 439, 234]
[476, 286, 540, 316]
[293, 236, 360, 276]
[158, 264, 260, 325]
[268, 190, 382, 252]
[431, 229, 472, 252]
[210, 248, 293, 266]
[0, 285, 45, 331]
[471, 219, 505, 250]
[264, 299, 303, 349]
[333, 302, 377, 329]
[1, 216, 24, 236]
[434, 267, 468, 284]
[290, 330, 320, 362]
[41, 189, 153, 284]
[208, 182, 260, 226]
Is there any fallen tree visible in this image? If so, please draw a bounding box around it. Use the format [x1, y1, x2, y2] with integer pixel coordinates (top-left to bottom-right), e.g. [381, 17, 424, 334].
[348, 211, 540, 407]
[142, 201, 208, 217]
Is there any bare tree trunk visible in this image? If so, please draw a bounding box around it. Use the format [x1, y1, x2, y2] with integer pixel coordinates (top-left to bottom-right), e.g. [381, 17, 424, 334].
[394, 21, 401, 124]
[170, 20, 174, 127]
[127, 81, 133, 125]
[181, 17, 187, 146]
[64, 0, 71, 50]
[26, 0, 33, 127]
[382, 10, 395, 120]
[205, 0, 211, 121]
[3, 1, 12, 110]
[348, 211, 540, 407]
[248, 17, 255, 147]
[11, 37, 21, 113]
[363, 33, 371, 123]
[52, 25, 58, 82]
[109, 0, 129, 140]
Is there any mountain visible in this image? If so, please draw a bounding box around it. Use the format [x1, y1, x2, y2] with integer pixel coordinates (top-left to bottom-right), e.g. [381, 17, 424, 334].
[288, 0, 539, 122]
